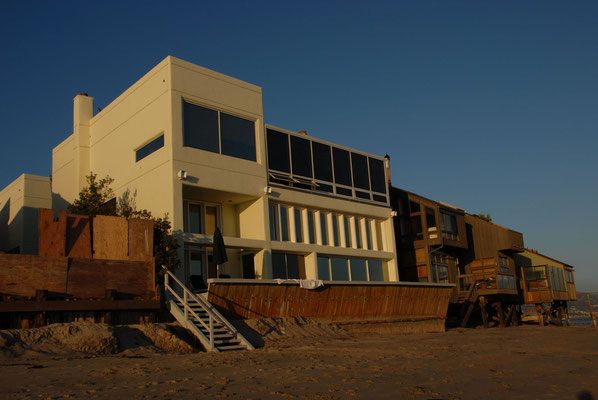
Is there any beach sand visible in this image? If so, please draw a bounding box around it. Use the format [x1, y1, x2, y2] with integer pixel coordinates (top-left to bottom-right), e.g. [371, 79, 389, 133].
[1, 320, 597, 399]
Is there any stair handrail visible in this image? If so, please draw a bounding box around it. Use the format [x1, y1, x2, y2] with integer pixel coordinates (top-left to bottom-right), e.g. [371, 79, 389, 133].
[164, 270, 255, 350]
[164, 270, 216, 349]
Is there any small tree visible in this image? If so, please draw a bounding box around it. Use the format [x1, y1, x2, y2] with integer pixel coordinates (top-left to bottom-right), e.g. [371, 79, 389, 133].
[68, 173, 116, 217]
[70, 173, 180, 282]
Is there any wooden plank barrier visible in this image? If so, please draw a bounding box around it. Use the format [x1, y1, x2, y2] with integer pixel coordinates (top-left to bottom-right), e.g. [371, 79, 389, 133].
[0, 253, 155, 300]
[208, 280, 453, 321]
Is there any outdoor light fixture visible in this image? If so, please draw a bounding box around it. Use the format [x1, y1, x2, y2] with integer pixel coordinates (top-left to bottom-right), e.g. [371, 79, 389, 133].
[177, 170, 188, 180]
[264, 186, 272, 194]
[391, 211, 398, 217]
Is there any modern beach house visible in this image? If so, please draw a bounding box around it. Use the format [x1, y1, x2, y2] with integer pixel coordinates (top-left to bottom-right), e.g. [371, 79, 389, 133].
[3, 56, 399, 288]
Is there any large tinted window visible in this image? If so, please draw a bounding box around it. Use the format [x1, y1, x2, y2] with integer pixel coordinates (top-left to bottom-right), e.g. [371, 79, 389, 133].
[286, 254, 300, 279]
[183, 101, 219, 153]
[332, 148, 351, 186]
[267, 129, 290, 173]
[331, 257, 349, 281]
[368, 158, 386, 193]
[317, 256, 330, 280]
[220, 112, 256, 161]
[291, 135, 312, 177]
[368, 260, 384, 281]
[351, 153, 369, 190]
[312, 142, 333, 182]
[350, 259, 368, 281]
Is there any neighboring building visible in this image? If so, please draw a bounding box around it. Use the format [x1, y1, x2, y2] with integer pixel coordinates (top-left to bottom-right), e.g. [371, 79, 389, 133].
[8, 56, 398, 286]
[0, 174, 51, 255]
[390, 186, 525, 303]
[514, 249, 576, 304]
[390, 187, 468, 299]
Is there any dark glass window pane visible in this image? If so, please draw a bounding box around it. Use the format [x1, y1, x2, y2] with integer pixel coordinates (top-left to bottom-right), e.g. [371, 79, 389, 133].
[343, 216, 351, 247]
[308, 211, 315, 244]
[267, 129, 290, 173]
[354, 218, 361, 248]
[411, 215, 423, 239]
[351, 153, 370, 190]
[272, 252, 287, 279]
[294, 209, 303, 242]
[269, 204, 278, 240]
[316, 183, 333, 193]
[280, 206, 289, 241]
[183, 101, 219, 153]
[350, 258, 368, 281]
[365, 221, 372, 249]
[355, 190, 371, 200]
[290, 135, 312, 178]
[286, 254, 300, 279]
[189, 203, 202, 234]
[410, 201, 420, 213]
[373, 194, 387, 203]
[368, 260, 384, 281]
[313, 142, 333, 182]
[220, 112, 256, 161]
[426, 208, 436, 228]
[317, 256, 330, 280]
[331, 257, 349, 281]
[320, 213, 328, 245]
[136, 135, 164, 162]
[332, 148, 351, 186]
[336, 187, 352, 197]
[368, 158, 386, 193]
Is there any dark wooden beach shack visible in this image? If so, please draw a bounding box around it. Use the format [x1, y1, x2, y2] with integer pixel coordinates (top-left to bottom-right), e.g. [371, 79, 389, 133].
[513, 249, 576, 325]
[389, 187, 468, 302]
[390, 186, 527, 327]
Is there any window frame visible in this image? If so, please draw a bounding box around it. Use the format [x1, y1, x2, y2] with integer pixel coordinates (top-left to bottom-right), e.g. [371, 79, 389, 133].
[184, 200, 222, 235]
[317, 255, 387, 282]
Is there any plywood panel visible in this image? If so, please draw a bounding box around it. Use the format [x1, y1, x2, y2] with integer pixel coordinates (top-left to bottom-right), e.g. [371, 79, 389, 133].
[415, 248, 427, 265]
[128, 219, 154, 261]
[66, 214, 92, 258]
[93, 215, 128, 260]
[38, 209, 66, 257]
[208, 281, 452, 321]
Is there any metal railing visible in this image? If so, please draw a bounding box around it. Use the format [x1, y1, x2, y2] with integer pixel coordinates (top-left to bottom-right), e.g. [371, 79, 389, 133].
[163, 269, 254, 351]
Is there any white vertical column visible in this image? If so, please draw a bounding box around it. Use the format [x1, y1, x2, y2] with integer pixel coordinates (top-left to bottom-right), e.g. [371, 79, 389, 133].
[327, 213, 335, 246]
[301, 209, 309, 244]
[315, 211, 323, 245]
[370, 219, 378, 251]
[360, 218, 368, 250]
[380, 220, 388, 251]
[339, 214, 347, 247]
[289, 206, 297, 243]
[349, 216, 358, 249]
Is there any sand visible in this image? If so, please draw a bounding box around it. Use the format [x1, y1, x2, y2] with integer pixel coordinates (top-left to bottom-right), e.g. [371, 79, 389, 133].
[1, 320, 597, 399]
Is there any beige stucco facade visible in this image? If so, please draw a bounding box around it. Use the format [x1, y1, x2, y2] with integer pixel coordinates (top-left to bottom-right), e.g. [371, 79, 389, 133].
[6, 56, 398, 285]
[0, 174, 52, 255]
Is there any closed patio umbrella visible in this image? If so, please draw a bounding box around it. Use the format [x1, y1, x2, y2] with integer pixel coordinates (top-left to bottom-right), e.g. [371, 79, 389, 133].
[213, 227, 228, 277]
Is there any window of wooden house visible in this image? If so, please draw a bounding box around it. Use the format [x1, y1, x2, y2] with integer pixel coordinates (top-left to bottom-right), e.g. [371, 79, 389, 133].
[441, 212, 458, 240]
[430, 253, 449, 283]
[499, 256, 509, 273]
[410, 215, 423, 240]
[425, 208, 436, 230]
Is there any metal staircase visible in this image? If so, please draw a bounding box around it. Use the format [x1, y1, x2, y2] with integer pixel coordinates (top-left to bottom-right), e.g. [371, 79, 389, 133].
[164, 270, 254, 352]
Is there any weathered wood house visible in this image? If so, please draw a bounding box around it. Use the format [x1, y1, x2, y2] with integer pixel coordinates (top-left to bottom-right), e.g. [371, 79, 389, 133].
[390, 187, 468, 302]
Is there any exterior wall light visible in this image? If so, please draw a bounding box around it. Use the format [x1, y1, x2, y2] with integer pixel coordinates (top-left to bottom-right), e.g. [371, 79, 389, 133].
[177, 170, 188, 180]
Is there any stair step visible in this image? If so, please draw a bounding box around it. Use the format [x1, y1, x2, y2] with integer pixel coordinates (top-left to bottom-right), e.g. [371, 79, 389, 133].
[214, 339, 241, 345]
[217, 344, 247, 351]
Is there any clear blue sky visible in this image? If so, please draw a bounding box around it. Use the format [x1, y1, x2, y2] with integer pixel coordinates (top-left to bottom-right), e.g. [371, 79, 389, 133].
[1, 1, 596, 290]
